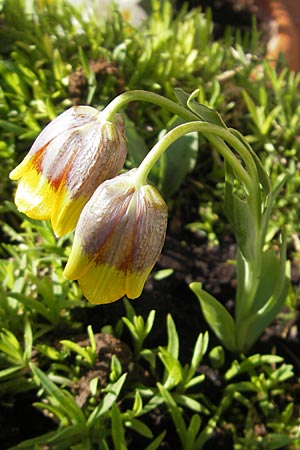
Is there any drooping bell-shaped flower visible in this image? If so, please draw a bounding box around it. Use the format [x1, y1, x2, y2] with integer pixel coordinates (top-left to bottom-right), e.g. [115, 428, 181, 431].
[64, 169, 168, 304]
[9, 106, 127, 237]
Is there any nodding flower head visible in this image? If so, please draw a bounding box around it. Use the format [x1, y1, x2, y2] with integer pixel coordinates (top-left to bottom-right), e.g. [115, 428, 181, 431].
[64, 169, 168, 304]
[9, 106, 127, 237]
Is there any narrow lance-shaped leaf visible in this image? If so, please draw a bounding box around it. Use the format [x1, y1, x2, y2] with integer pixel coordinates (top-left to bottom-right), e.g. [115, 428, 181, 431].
[166, 314, 179, 359]
[190, 282, 236, 352]
[158, 116, 198, 198]
[87, 373, 127, 426]
[158, 346, 183, 389]
[237, 238, 289, 352]
[174, 88, 227, 127]
[111, 403, 127, 450]
[185, 332, 209, 384]
[224, 161, 257, 261]
[30, 363, 86, 424]
[157, 383, 187, 446]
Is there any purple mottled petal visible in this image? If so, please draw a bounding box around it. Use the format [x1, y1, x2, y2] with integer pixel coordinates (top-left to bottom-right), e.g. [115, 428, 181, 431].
[132, 185, 168, 273]
[75, 175, 135, 256]
[28, 106, 99, 157]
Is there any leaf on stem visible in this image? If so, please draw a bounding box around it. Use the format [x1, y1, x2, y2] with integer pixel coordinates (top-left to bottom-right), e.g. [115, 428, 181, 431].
[237, 234, 289, 352]
[190, 282, 236, 352]
[224, 164, 257, 261]
[158, 116, 198, 198]
[174, 88, 226, 127]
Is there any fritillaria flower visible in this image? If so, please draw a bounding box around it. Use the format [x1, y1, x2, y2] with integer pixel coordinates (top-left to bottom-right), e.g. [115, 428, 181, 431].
[9, 106, 127, 237]
[64, 169, 168, 304]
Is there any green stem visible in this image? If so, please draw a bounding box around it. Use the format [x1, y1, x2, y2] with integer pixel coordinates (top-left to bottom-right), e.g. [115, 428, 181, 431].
[135, 122, 257, 209]
[102, 90, 197, 122]
[104, 89, 261, 221]
[235, 250, 262, 323]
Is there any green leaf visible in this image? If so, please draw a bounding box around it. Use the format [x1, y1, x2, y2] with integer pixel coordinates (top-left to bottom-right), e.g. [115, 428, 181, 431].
[7, 292, 55, 324]
[122, 317, 139, 342]
[132, 389, 143, 416]
[145, 310, 156, 335]
[261, 433, 298, 450]
[110, 355, 123, 381]
[158, 347, 182, 389]
[184, 374, 206, 390]
[238, 236, 289, 352]
[30, 363, 86, 425]
[87, 325, 96, 353]
[0, 329, 24, 363]
[240, 278, 289, 352]
[140, 394, 164, 415]
[144, 431, 167, 450]
[60, 340, 93, 365]
[158, 116, 198, 198]
[250, 248, 282, 313]
[229, 128, 271, 199]
[224, 163, 257, 261]
[185, 332, 209, 383]
[111, 403, 127, 450]
[174, 393, 208, 413]
[209, 346, 225, 369]
[5, 424, 89, 450]
[157, 383, 187, 445]
[23, 314, 33, 361]
[123, 298, 136, 323]
[166, 314, 179, 359]
[125, 115, 149, 167]
[174, 88, 227, 127]
[224, 354, 284, 380]
[87, 373, 127, 426]
[0, 366, 25, 380]
[190, 282, 236, 352]
[152, 268, 174, 280]
[33, 401, 70, 423]
[242, 89, 262, 129]
[186, 414, 201, 450]
[139, 349, 156, 369]
[125, 417, 153, 438]
[43, 424, 89, 448]
[261, 173, 287, 241]
[36, 344, 63, 361]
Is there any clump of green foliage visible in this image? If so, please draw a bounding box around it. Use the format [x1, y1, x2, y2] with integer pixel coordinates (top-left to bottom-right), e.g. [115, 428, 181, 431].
[1, 0, 300, 449]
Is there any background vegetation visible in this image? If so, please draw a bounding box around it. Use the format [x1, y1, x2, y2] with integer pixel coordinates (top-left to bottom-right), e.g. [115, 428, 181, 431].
[1, 0, 300, 448]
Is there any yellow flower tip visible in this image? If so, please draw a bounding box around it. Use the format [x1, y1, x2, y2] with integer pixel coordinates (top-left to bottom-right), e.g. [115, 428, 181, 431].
[9, 162, 26, 181]
[126, 271, 150, 300]
[50, 188, 89, 237]
[64, 232, 149, 304]
[63, 236, 91, 280]
[64, 169, 168, 305]
[78, 264, 127, 305]
[73, 263, 149, 305]
[13, 168, 54, 221]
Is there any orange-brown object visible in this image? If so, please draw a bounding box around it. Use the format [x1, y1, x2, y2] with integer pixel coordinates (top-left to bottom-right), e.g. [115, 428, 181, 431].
[258, 0, 300, 72]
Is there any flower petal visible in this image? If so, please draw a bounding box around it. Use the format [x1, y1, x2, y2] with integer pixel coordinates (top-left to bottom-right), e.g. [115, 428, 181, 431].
[27, 106, 99, 159]
[64, 170, 168, 304]
[50, 188, 89, 237]
[13, 166, 55, 220]
[10, 107, 127, 237]
[63, 236, 92, 280]
[78, 263, 127, 304]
